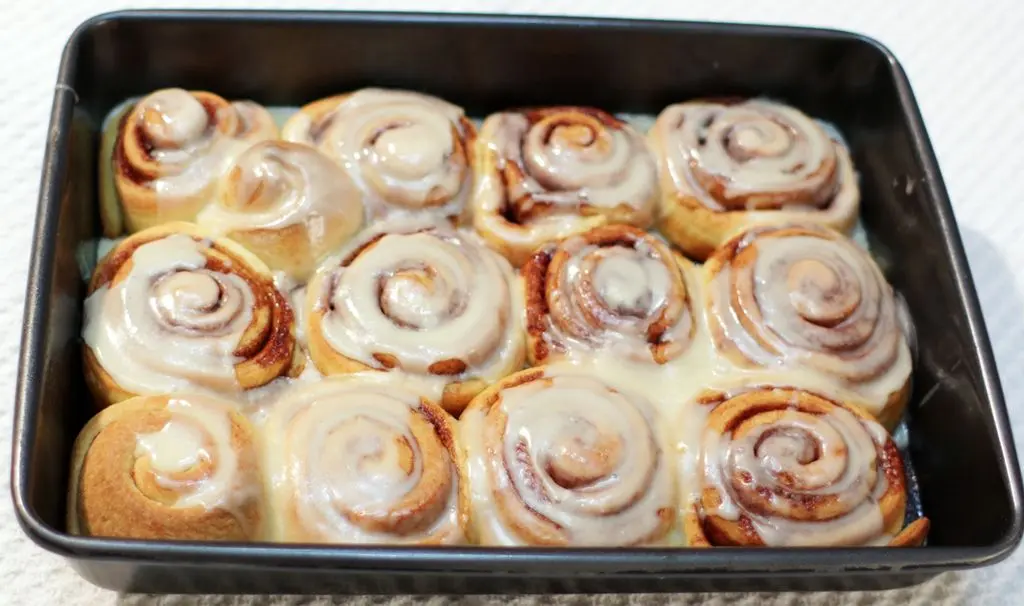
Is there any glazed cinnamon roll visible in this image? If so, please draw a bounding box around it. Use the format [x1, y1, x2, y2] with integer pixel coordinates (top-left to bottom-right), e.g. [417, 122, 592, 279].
[68, 393, 263, 541]
[281, 88, 474, 223]
[83, 222, 299, 409]
[101, 88, 277, 237]
[705, 224, 911, 427]
[261, 373, 468, 544]
[682, 385, 929, 547]
[460, 367, 677, 546]
[305, 217, 525, 416]
[522, 224, 696, 365]
[472, 107, 659, 267]
[197, 140, 366, 281]
[650, 99, 859, 260]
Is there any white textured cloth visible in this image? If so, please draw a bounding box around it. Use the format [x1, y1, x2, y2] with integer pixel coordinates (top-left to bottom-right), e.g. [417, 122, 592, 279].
[1, 0, 1022, 603]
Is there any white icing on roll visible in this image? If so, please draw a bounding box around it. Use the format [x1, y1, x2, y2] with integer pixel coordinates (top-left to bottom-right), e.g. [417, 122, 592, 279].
[314, 216, 522, 383]
[471, 107, 659, 266]
[489, 109, 657, 212]
[134, 396, 243, 511]
[654, 99, 857, 214]
[707, 225, 912, 406]
[282, 89, 472, 221]
[199, 140, 363, 233]
[135, 89, 264, 201]
[261, 374, 464, 544]
[197, 140, 365, 279]
[700, 402, 892, 546]
[530, 227, 694, 363]
[460, 369, 676, 546]
[83, 234, 254, 394]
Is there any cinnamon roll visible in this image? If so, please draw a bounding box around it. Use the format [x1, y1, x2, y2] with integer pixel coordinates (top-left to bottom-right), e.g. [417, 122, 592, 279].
[281, 88, 474, 223]
[101, 88, 277, 236]
[522, 224, 696, 365]
[650, 99, 859, 260]
[472, 107, 659, 267]
[305, 216, 525, 416]
[261, 373, 468, 544]
[682, 385, 929, 547]
[68, 393, 263, 541]
[705, 224, 911, 428]
[197, 140, 366, 281]
[460, 366, 677, 546]
[83, 222, 299, 409]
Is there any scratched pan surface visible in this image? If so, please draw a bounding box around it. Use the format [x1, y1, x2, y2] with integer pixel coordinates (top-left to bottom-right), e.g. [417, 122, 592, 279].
[11, 10, 1022, 595]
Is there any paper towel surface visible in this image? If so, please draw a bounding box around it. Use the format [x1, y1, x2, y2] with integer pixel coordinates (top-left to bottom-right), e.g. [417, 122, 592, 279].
[1, 1, 1022, 603]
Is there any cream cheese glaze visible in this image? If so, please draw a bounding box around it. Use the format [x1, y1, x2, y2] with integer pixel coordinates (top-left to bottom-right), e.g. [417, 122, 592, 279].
[83, 234, 255, 394]
[471, 107, 659, 265]
[706, 225, 913, 411]
[694, 393, 895, 547]
[485, 109, 657, 212]
[526, 227, 696, 364]
[201, 141, 358, 231]
[310, 216, 523, 388]
[653, 98, 857, 214]
[460, 368, 677, 546]
[282, 89, 473, 222]
[260, 374, 465, 544]
[141, 91, 267, 202]
[197, 140, 365, 280]
[134, 396, 246, 512]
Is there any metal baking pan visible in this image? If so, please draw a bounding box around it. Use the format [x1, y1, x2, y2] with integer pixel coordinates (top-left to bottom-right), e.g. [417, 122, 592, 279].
[12, 9, 1023, 595]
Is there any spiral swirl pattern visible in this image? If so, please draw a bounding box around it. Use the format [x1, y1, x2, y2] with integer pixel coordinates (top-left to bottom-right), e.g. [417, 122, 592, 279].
[654, 99, 856, 213]
[261, 375, 466, 544]
[70, 394, 262, 540]
[282, 88, 474, 222]
[109, 88, 277, 234]
[461, 368, 675, 546]
[685, 386, 927, 547]
[706, 225, 910, 400]
[83, 223, 297, 407]
[473, 107, 658, 266]
[523, 225, 695, 364]
[307, 217, 524, 413]
[197, 140, 366, 280]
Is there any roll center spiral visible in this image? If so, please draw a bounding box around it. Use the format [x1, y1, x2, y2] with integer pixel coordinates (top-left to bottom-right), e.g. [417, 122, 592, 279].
[755, 426, 820, 467]
[786, 258, 861, 326]
[725, 119, 791, 160]
[739, 412, 849, 493]
[230, 151, 295, 212]
[591, 254, 654, 316]
[132, 417, 216, 505]
[378, 266, 454, 330]
[544, 418, 622, 490]
[327, 419, 415, 495]
[151, 270, 242, 333]
[372, 123, 448, 180]
[139, 89, 209, 149]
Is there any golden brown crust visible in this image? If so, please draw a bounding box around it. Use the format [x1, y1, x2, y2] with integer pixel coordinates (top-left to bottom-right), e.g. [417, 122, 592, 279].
[68, 394, 263, 541]
[521, 224, 697, 366]
[263, 376, 469, 544]
[84, 222, 298, 408]
[103, 89, 277, 236]
[305, 264, 494, 418]
[472, 106, 658, 267]
[462, 367, 676, 547]
[702, 223, 911, 429]
[197, 139, 367, 281]
[649, 99, 859, 261]
[305, 219, 523, 417]
[683, 386, 928, 548]
[282, 90, 476, 224]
